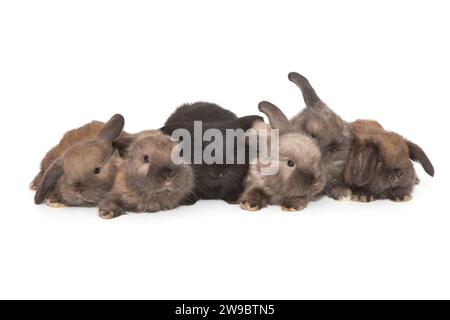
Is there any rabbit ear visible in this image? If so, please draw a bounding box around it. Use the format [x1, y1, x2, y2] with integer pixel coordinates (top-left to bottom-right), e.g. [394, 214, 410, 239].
[258, 101, 292, 135]
[288, 72, 324, 108]
[98, 114, 125, 142]
[348, 145, 379, 187]
[34, 159, 64, 204]
[113, 133, 135, 158]
[407, 141, 435, 177]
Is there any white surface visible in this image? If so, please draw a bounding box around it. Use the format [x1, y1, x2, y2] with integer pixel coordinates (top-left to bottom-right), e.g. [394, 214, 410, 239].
[0, 1, 449, 300]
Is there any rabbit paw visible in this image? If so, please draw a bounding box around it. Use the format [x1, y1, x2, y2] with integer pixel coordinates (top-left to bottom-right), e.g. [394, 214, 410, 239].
[29, 182, 38, 191]
[351, 193, 375, 203]
[240, 201, 262, 212]
[46, 200, 67, 208]
[281, 197, 308, 212]
[98, 210, 116, 220]
[98, 201, 125, 219]
[391, 195, 412, 202]
[329, 187, 352, 201]
[239, 188, 267, 212]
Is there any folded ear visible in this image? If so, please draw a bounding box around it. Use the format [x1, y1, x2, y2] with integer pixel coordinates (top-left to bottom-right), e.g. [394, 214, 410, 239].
[348, 145, 379, 187]
[34, 159, 64, 204]
[98, 114, 125, 142]
[407, 141, 435, 177]
[288, 72, 324, 108]
[258, 101, 292, 135]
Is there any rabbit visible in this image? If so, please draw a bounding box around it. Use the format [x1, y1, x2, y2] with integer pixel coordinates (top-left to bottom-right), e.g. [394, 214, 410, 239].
[161, 102, 264, 204]
[343, 119, 434, 202]
[240, 101, 325, 212]
[288, 72, 353, 200]
[33, 114, 126, 207]
[97, 131, 195, 219]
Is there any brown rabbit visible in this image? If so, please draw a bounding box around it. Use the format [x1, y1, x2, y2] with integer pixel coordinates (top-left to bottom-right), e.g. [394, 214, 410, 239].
[98, 131, 194, 219]
[344, 120, 434, 202]
[33, 114, 126, 207]
[240, 101, 325, 212]
[288, 72, 353, 200]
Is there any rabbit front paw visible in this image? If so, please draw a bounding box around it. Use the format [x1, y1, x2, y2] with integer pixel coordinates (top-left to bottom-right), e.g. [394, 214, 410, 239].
[351, 193, 375, 203]
[331, 187, 352, 201]
[392, 195, 412, 202]
[281, 196, 308, 212]
[240, 188, 268, 212]
[46, 200, 67, 208]
[98, 201, 125, 219]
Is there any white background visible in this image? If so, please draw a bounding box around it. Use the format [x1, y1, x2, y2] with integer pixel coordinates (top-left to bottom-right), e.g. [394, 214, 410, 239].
[0, 1, 449, 300]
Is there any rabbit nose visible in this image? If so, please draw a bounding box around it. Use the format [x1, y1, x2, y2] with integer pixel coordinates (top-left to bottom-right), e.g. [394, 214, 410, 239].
[305, 173, 316, 186]
[75, 183, 84, 194]
[161, 167, 177, 180]
[394, 169, 403, 178]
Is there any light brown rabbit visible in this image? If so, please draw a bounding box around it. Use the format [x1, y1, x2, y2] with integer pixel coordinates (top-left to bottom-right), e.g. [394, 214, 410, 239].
[344, 120, 434, 202]
[98, 131, 195, 219]
[240, 102, 325, 212]
[33, 114, 126, 207]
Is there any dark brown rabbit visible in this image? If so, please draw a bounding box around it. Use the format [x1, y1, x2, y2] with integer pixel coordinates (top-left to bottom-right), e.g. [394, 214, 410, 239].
[161, 102, 264, 204]
[33, 114, 126, 207]
[98, 131, 194, 219]
[240, 101, 325, 212]
[344, 120, 434, 202]
[288, 72, 353, 200]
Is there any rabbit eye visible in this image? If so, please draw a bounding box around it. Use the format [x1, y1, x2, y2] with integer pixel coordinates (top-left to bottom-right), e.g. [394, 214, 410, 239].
[93, 167, 101, 175]
[287, 160, 296, 167]
[310, 133, 317, 139]
[144, 155, 150, 163]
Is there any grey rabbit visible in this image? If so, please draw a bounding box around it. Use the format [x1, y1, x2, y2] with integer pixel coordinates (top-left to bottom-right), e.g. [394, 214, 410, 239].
[288, 72, 353, 200]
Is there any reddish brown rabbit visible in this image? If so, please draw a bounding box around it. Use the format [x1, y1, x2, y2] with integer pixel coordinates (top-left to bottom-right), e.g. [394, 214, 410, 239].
[344, 120, 434, 202]
[33, 114, 126, 207]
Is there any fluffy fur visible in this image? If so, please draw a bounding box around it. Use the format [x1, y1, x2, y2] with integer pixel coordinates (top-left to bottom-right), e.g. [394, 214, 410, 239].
[240, 101, 325, 212]
[98, 131, 194, 219]
[288, 72, 353, 200]
[161, 102, 264, 204]
[344, 120, 434, 202]
[33, 114, 125, 207]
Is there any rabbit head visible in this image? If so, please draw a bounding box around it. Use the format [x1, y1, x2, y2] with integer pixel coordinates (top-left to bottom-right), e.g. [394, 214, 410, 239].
[122, 133, 194, 198]
[34, 114, 125, 206]
[344, 120, 434, 202]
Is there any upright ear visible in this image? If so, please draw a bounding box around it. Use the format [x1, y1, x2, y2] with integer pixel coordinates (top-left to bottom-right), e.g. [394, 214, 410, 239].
[288, 72, 324, 108]
[98, 114, 125, 142]
[347, 145, 379, 187]
[407, 141, 435, 177]
[258, 101, 292, 135]
[34, 159, 64, 204]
